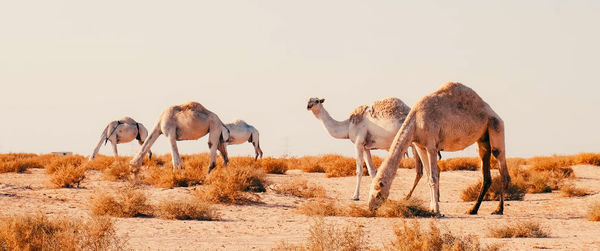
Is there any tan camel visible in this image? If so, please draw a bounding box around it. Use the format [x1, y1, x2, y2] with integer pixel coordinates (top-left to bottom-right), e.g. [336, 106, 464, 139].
[368, 82, 511, 216]
[307, 97, 424, 201]
[225, 120, 263, 160]
[89, 117, 152, 160]
[129, 102, 230, 173]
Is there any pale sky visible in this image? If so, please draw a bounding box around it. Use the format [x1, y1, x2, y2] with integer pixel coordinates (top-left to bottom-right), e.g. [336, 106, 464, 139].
[1, 0, 599, 159]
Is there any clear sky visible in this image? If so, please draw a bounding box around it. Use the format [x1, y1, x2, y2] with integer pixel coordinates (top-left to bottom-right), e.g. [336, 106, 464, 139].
[1, 0, 598, 159]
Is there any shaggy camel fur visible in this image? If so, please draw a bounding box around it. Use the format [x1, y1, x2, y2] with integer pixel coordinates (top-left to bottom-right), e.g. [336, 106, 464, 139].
[89, 117, 151, 160]
[225, 120, 263, 160]
[368, 82, 511, 216]
[129, 102, 229, 173]
[307, 97, 424, 200]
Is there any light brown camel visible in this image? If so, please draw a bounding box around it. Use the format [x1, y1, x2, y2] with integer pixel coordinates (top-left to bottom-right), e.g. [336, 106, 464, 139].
[129, 102, 229, 173]
[89, 117, 152, 160]
[225, 120, 263, 160]
[307, 97, 424, 201]
[368, 82, 511, 216]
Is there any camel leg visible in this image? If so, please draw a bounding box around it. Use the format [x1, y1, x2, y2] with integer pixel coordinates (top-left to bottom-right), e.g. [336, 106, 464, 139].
[253, 141, 263, 160]
[207, 129, 222, 173]
[488, 119, 510, 215]
[137, 139, 152, 160]
[217, 143, 229, 166]
[426, 147, 441, 215]
[468, 137, 492, 215]
[405, 145, 423, 200]
[110, 139, 119, 159]
[352, 142, 366, 201]
[414, 146, 434, 211]
[166, 134, 183, 170]
[363, 149, 377, 177]
[130, 124, 162, 170]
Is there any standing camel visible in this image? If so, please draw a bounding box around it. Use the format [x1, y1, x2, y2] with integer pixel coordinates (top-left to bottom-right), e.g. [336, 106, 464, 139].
[307, 97, 424, 201]
[129, 102, 229, 173]
[225, 120, 263, 160]
[90, 117, 152, 160]
[368, 82, 511, 216]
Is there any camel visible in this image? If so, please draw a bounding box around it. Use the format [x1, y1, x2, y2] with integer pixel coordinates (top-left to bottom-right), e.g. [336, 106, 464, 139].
[225, 120, 263, 160]
[89, 117, 152, 160]
[368, 82, 511, 216]
[129, 101, 230, 173]
[307, 97, 424, 201]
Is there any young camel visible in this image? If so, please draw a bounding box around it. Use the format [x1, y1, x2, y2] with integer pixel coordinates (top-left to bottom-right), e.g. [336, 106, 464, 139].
[368, 82, 511, 216]
[129, 102, 230, 173]
[225, 120, 263, 160]
[307, 97, 424, 201]
[89, 117, 152, 160]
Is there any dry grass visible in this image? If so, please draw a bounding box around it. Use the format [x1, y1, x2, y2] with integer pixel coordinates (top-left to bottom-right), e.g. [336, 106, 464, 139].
[0, 213, 126, 251]
[156, 199, 220, 221]
[587, 201, 600, 221]
[89, 187, 153, 217]
[271, 178, 326, 198]
[258, 157, 289, 174]
[488, 221, 550, 238]
[273, 219, 365, 251]
[559, 183, 590, 197]
[573, 152, 600, 166]
[390, 220, 499, 251]
[0, 153, 45, 173]
[49, 165, 87, 188]
[194, 165, 267, 204]
[461, 176, 525, 202]
[297, 197, 433, 218]
[438, 157, 480, 171]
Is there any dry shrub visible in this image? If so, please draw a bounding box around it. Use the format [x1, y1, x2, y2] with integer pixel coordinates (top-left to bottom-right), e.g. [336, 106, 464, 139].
[574, 152, 600, 166]
[100, 161, 131, 181]
[296, 156, 326, 173]
[438, 157, 480, 171]
[510, 164, 573, 193]
[528, 155, 575, 175]
[399, 157, 417, 169]
[376, 198, 436, 218]
[49, 165, 87, 188]
[488, 221, 549, 238]
[322, 155, 356, 178]
[297, 199, 343, 217]
[587, 201, 600, 221]
[156, 199, 220, 221]
[258, 157, 289, 174]
[559, 183, 590, 197]
[144, 165, 206, 188]
[0, 153, 46, 173]
[272, 178, 326, 198]
[273, 219, 365, 251]
[89, 187, 153, 217]
[45, 155, 86, 174]
[194, 165, 266, 204]
[0, 213, 125, 251]
[390, 220, 498, 251]
[461, 176, 525, 202]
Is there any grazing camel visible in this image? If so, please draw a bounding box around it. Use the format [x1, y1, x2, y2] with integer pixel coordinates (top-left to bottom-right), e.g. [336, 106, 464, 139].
[225, 120, 263, 160]
[307, 97, 424, 201]
[368, 82, 511, 216]
[129, 102, 230, 173]
[89, 117, 152, 160]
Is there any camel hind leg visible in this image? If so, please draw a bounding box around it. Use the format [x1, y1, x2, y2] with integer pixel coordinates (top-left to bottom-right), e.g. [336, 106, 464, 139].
[467, 133, 492, 215]
[130, 124, 162, 170]
[207, 128, 223, 173]
[352, 142, 366, 200]
[488, 117, 510, 215]
[110, 139, 119, 159]
[217, 142, 229, 166]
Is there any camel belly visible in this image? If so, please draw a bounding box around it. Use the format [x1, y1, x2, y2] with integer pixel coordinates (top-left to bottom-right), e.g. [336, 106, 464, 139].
[114, 125, 138, 144]
[173, 114, 210, 141]
[364, 117, 403, 149]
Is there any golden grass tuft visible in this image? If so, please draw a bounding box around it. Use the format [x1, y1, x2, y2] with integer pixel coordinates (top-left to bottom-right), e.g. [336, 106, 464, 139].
[0, 213, 126, 251]
[559, 183, 590, 197]
[89, 187, 153, 217]
[376, 198, 436, 218]
[156, 199, 220, 221]
[45, 155, 86, 174]
[194, 165, 267, 204]
[273, 219, 365, 251]
[461, 176, 525, 202]
[390, 220, 498, 251]
[438, 157, 480, 171]
[586, 201, 600, 221]
[296, 199, 343, 217]
[49, 165, 87, 188]
[574, 152, 600, 166]
[258, 157, 289, 174]
[487, 220, 550, 238]
[272, 178, 327, 198]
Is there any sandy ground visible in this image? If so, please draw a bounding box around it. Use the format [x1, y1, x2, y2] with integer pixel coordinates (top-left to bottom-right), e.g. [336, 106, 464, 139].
[1, 165, 600, 250]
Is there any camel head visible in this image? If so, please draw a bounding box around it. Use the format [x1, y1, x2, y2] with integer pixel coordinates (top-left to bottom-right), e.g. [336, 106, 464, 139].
[306, 97, 325, 110]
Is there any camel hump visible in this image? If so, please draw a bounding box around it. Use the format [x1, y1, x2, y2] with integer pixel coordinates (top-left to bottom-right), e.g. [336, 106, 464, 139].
[118, 116, 137, 124]
[370, 97, 410, 120]
[433, 82, 486, 108]
[349, 105, 369, 124]
[229, 119, 249, 127]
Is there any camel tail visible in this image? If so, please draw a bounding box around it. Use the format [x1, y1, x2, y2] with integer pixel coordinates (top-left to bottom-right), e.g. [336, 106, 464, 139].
[368, 111, 416, 211]
[130, 122, 162, 168]
[90, 124, 109, 160]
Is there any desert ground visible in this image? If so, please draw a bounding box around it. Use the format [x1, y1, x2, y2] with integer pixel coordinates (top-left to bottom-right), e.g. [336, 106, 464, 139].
[1, 156, 600, 250]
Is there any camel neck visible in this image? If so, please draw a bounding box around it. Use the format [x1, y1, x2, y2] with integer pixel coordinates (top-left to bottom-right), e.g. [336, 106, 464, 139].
[312, 105, 349, 139]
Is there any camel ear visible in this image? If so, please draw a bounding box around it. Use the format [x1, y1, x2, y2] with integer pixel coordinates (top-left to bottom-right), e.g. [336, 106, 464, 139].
[319, 98, 325, 103]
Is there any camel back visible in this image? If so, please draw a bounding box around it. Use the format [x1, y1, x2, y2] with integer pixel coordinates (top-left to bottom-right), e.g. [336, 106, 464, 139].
[349, 105, 368, 124]
[176, 102, 209, 113]
[370, 97, 410, 120]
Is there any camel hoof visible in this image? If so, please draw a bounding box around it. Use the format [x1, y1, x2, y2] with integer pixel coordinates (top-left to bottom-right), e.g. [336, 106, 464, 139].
[352, 196, 360, 201]
[466, 209, 478, 215]
[491, 210, 503, 215]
